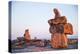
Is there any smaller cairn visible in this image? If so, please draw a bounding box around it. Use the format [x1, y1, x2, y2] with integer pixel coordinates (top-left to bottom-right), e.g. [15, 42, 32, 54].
[24, 29, 31, 43]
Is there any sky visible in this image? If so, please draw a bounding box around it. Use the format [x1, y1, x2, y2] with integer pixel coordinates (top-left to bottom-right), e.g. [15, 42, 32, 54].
[11, 1, 78, 40]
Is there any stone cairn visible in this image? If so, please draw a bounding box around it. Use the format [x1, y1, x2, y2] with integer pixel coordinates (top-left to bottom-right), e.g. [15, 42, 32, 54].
[24, 29, 31, 43]
[48, 8, 73, 48]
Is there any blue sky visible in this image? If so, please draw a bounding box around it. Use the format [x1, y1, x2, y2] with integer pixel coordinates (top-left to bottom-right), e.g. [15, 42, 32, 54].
[11, 1, 78, 40]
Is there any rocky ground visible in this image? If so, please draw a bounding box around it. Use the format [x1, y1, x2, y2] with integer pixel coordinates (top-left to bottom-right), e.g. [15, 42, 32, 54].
[11, 43, 78, 53]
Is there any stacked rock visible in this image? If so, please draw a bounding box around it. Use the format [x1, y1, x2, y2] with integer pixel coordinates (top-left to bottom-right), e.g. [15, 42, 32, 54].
[48, 8, 73, 48]
[24, 29, 31, 43]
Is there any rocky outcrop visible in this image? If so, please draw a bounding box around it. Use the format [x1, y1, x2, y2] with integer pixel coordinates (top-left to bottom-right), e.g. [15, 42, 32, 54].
[48, 8, 73, 48]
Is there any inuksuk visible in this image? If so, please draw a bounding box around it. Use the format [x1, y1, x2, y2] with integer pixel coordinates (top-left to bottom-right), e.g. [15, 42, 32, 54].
[48, 8, 73, 48]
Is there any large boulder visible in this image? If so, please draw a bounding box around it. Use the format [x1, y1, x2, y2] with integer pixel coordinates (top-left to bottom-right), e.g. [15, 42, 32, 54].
[49, 24, 64, 34]
[64, 23, 73, 35]
[51, 33, 68, 48]
[48, 16, 67, 25]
